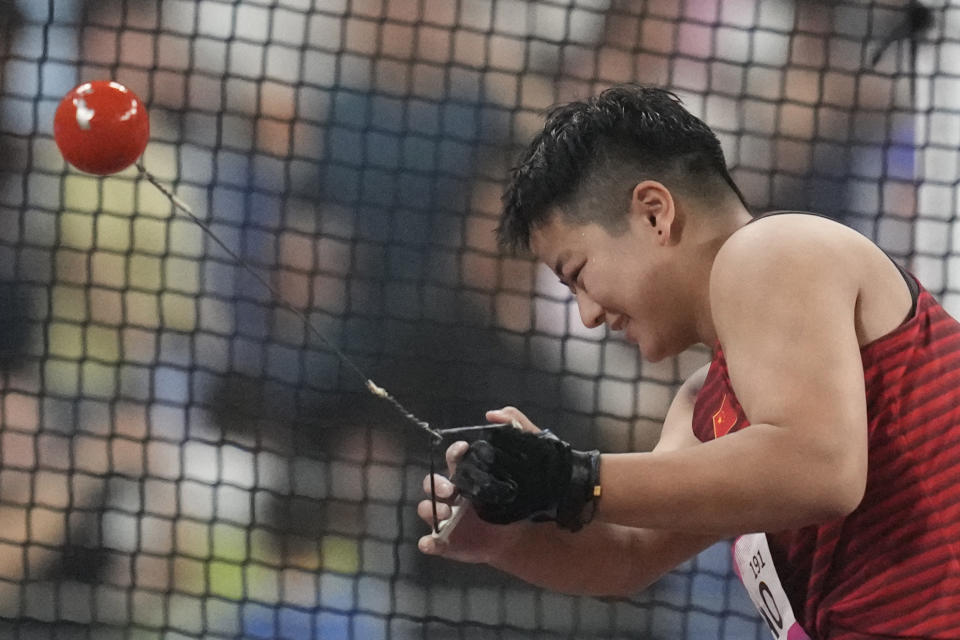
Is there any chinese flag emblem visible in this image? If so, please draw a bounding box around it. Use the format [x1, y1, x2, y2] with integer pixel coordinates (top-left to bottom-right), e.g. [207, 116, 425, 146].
[712, 393, 738, 438]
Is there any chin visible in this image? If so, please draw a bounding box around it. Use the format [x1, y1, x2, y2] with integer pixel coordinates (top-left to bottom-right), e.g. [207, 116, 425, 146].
[644, 349, 670, 363]
[640, 339, 682, 363]
[637, 340, 664, 363]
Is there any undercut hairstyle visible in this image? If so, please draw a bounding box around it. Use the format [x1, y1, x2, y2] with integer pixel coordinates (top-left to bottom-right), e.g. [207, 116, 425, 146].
[498, 85, 749, 252]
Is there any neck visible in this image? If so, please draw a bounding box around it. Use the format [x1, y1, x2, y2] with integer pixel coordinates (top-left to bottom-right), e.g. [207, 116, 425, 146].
[685, 204, 753, 346]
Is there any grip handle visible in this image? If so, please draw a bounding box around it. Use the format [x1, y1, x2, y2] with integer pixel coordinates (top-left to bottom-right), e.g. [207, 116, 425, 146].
[431, 497, 468, 542]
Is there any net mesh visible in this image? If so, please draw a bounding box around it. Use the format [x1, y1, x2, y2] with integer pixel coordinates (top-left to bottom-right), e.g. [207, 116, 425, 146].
[0, 0, 957, 638]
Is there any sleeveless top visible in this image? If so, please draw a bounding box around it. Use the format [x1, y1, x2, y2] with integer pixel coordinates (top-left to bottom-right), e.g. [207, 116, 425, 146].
[692, 266, 960, 638]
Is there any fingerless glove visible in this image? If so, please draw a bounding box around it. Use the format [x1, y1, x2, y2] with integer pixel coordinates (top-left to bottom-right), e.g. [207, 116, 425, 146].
[451, 427, 601, 532]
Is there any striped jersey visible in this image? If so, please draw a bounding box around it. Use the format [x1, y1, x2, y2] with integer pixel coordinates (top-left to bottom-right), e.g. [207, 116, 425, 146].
[692, 280, 960, 639]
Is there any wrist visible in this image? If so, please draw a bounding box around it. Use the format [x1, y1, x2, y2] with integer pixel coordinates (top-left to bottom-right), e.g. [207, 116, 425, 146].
[556, 448, 602, 531]
[485, 519, 536, 567]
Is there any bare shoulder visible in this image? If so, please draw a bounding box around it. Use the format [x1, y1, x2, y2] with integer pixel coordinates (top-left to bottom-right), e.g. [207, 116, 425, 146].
[710, 213, 912, 347]
[710, 215, 861, 330]
[713, 214, 866, 289]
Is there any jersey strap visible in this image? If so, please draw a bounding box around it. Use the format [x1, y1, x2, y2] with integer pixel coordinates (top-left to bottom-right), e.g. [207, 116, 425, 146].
[732, 533, 811, 640]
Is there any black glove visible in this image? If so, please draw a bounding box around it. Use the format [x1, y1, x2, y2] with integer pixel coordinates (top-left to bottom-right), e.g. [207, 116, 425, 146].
[451, 426, 601, 531]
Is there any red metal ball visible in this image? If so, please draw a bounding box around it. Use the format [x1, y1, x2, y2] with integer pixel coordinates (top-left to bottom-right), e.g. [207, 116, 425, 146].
[53, 81, 150, 175]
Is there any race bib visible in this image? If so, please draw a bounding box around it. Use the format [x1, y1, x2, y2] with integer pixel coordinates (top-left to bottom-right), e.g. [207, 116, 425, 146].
[732, 533, 811, 640]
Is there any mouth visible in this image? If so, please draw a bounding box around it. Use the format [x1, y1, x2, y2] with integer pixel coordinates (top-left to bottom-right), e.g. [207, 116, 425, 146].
[609, 317, 628, 333]
[609, 315, 640, 345]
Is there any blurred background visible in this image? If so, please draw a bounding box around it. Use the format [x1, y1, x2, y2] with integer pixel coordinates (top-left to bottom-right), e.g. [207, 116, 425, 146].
[0, 0, 957, 638]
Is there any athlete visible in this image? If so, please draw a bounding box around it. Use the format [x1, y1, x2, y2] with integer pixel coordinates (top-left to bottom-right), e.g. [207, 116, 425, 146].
[416, 85, 960, 639]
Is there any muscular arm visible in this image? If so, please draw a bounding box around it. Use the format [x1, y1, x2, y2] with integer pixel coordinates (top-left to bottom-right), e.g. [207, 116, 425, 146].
[486, 517, 712, 597]
[596, 220, 871, 535]
[476, 367, 722, 597]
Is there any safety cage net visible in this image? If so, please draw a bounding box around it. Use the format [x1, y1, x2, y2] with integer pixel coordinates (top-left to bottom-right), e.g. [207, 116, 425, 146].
[0, 0, 956, 638]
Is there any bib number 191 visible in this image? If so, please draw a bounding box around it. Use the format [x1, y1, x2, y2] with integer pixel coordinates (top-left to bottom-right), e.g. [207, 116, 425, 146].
[733, 534, 810, 640]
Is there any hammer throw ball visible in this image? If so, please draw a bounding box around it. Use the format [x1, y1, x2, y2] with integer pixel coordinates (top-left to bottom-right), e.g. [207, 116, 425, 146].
[52, 79, 456, 541]
[54, 81, 150, 175]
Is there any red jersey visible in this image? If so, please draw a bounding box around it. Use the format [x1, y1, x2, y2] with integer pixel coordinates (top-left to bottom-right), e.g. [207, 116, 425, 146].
[692, 281, 960, 639]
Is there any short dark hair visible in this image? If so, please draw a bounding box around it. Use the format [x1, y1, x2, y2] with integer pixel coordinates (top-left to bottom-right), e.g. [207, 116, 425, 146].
[498, 84, 748, 252]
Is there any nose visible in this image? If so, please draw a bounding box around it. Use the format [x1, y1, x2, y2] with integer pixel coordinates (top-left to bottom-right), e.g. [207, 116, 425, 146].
[575, 290, 605, 329]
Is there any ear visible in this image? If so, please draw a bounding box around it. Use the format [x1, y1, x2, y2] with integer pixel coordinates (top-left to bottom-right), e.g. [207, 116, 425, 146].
[629, 180, 677, 245]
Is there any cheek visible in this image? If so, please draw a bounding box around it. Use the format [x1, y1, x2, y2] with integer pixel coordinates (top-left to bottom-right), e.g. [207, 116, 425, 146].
[624, 279, 657, 318]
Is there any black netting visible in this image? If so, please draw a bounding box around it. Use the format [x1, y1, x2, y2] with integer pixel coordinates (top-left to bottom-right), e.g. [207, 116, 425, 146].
[0, 0, 955, 638]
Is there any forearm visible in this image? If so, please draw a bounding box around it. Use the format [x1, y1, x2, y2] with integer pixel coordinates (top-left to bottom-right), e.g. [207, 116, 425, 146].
[598, 423, 865, 535]
[488, 521, 717, 597]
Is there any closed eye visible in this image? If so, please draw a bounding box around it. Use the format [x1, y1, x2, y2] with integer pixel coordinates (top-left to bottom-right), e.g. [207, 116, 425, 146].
[553, 257, 584, 293]
[567, 264, 584, 293]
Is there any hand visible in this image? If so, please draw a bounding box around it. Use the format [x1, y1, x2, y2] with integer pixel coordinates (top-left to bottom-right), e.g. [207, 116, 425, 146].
[416, 408, 539, 563]
[451, 409, 601, 531]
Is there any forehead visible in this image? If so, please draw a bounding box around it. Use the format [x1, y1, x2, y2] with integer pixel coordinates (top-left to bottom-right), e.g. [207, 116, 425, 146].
[529, 213, 606, 262]
[529, 215, 574, 262]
